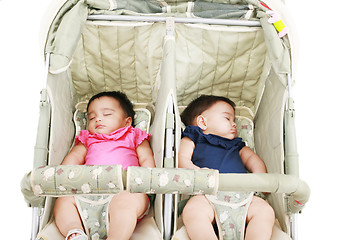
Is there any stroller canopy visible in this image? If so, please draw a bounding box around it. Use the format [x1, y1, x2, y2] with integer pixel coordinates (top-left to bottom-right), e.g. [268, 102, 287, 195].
[44, 0, 292, 117]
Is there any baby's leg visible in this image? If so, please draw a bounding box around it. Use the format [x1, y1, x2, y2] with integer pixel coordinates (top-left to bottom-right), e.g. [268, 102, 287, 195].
[245, 196, 274, 240]
[107, 191, 149, 240]
[182, 195, 217, 240]
[54, 196, 84, 238]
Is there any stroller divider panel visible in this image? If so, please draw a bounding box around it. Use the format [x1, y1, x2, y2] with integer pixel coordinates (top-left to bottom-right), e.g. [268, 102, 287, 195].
[164, 97, 176, 240]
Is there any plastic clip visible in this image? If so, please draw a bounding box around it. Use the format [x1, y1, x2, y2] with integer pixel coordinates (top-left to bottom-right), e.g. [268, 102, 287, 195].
[266, 10, 288, 37]
[165, 17, 175, 37]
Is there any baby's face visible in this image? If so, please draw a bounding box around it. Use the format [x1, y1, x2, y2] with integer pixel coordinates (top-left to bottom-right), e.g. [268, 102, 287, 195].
[199, 101, 237, 139]
[87, 96, 132, 135]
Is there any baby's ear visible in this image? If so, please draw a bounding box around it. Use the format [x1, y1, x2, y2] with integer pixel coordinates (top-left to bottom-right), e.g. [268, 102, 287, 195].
[196, 115, 207, 130]
[125, 117, 133, 127]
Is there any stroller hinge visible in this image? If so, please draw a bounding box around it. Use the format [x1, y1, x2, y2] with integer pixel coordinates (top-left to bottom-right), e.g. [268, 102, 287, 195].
[287, 97, 295, 118]
[40, 88, 49, 106]
[33, 88, 51, 168]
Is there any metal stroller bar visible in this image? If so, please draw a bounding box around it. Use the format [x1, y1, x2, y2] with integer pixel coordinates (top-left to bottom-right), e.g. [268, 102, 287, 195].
[87, 15, 262, 27]
[164, 97, 175, 240]
[30, 53, 52, 240]
[285, 73, 299, 239]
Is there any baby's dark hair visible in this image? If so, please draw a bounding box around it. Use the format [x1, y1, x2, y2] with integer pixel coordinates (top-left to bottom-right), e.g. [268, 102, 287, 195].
[87, 91, 135, 126]
[181, 95, 236, 126]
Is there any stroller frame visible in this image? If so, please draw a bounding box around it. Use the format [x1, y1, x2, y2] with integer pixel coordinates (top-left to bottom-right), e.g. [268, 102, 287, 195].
[22, 1, 310, 239]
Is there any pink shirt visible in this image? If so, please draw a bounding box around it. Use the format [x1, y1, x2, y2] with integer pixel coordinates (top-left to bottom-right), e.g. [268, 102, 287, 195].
[75, 126, 150, 170]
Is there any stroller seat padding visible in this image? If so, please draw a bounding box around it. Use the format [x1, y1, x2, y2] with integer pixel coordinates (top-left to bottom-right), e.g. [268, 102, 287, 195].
[235, 115, 254, 151]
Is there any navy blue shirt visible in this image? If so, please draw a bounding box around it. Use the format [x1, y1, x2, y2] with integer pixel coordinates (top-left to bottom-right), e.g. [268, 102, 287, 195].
[182, 126, 247, 174]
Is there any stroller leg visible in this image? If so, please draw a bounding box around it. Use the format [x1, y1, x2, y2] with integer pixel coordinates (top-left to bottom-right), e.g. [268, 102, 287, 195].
[290, 214, 298, 240]
[31, 207, 41, 240]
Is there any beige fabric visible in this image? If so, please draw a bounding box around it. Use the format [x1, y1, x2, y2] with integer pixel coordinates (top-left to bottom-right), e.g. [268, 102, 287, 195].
[254, 68, 289, 231]
[36, 210, 162, 240]
[148, 36, 178, 233]
[46, 71, 75, 166]
[171, 221, 291, 240]
[175, 24, 268, 113]
[70, 22, 165, 104]
[70, 22, 270, 115]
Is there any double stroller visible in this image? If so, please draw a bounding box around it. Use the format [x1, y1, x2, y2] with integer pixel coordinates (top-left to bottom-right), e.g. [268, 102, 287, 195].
[21, 0, 310, 239]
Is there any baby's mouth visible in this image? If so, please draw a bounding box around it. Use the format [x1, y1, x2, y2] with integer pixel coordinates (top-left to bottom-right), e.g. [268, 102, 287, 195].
[96, 124, 105, 129]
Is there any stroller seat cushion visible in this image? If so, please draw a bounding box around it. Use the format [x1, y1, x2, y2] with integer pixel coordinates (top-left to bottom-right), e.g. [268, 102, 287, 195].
[235, 116, 254, 151]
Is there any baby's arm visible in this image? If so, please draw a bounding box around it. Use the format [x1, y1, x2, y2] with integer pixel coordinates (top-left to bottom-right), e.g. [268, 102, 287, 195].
[61, 143, 87, 165]
[239, 146, 267, 173]
[178, 137, 199, 170]
[137, 140, 155, 168]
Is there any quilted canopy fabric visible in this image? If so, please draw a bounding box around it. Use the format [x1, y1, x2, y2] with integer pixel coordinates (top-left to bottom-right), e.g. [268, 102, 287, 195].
[44, 0, 291, 115]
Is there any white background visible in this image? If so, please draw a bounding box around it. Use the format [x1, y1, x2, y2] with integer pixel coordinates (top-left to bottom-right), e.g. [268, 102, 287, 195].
[0, 0, 342, 239]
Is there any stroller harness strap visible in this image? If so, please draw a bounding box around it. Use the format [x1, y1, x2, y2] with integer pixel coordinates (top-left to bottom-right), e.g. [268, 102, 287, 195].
[206, 191, 253, 240]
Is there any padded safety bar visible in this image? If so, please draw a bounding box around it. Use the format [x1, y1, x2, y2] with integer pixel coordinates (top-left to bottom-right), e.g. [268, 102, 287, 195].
[127, 167, 218, 195]
[218, 173, 310, 213]
[31, 165, 124, 196]
[22, 166, 309, 213]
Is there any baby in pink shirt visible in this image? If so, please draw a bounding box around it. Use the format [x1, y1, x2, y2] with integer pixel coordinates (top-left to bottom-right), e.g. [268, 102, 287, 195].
[53, 91, 155, 240]
[76, 125, 150, 169]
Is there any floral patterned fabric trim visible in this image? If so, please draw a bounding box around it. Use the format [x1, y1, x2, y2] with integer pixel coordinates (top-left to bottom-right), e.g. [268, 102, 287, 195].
[31, 166, 219, 196]
[31, 165, 123, 196]
[127, 167, 219, 195]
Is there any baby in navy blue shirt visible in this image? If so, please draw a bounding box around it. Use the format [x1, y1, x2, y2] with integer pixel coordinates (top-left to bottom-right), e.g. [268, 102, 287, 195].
[179, 95, 274, 240]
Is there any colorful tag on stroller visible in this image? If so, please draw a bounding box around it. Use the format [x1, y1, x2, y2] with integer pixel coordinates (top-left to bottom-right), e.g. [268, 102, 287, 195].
[267, 10, 288, 38]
